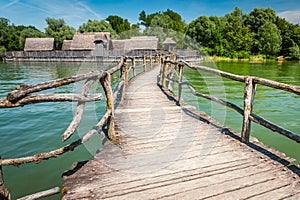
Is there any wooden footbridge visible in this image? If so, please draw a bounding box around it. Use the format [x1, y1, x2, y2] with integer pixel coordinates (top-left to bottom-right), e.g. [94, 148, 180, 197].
[0, 54, 300, 199]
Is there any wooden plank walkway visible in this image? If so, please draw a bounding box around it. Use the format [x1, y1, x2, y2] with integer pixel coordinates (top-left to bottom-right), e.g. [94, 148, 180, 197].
[63, 66, 300, 199]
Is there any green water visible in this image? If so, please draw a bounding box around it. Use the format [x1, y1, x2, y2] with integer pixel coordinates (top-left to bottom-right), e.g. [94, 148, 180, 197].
[0, 61, 299, 199]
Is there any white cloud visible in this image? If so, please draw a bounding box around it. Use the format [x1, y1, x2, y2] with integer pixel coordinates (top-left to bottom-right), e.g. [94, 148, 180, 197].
[0, 0, 104, 30]
[278, 10, 300, 24]
[1, 0, 19, 9]
[76, 2, 102, 19]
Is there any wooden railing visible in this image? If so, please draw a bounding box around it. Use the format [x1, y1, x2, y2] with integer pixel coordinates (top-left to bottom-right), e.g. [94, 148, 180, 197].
[158, 55, 300, 144]
[0, 54, 160, 199]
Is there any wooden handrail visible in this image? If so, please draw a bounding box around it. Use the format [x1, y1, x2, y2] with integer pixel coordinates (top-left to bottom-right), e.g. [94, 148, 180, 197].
[0, 53, 159, 199]
[159, 57, 300, 143]
[0, 54, 159, 167]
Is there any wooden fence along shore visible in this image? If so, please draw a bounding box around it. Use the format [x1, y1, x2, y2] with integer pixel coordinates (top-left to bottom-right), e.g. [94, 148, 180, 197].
[0, 53, 299, 199]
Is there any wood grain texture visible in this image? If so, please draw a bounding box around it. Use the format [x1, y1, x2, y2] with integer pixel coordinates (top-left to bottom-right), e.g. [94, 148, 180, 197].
[63, 66, 300, 200]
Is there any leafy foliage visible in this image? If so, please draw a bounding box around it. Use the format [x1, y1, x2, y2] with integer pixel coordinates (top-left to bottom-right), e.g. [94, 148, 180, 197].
[106, 15, 130, 34]
[257, 22, 282, 56]
[0, 17, 46, 51]
[78, 19, 117, 38]
[45, 18, 75, 50]
[0, 46, 6, 59]
[139, 9, 186, 33]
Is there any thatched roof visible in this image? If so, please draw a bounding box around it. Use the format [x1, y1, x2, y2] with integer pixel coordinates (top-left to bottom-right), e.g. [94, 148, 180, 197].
[112, 36, 158, 50]
[68, 32, 111, 50]
[24, 38, 54, 51]
[62, 40, 72, 51]
[163, 38, 176, 45]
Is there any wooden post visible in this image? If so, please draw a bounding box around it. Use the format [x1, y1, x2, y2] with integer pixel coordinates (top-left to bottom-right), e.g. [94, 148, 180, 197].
[173, 53, 177, 62]
[167, 67, 174, 91]
[241, 77, 256, 143]
[0, 157, 11, 200]
[143, 55, 146, 72]
[124, 63, 129, 86]
[100, 73, 115, 140]
[159, 54, 162, 65]
[132, 57, 136, 77]
[178, 64, 183, 104]
[17, 187, 60, 200]
[150, 55, 153, 69]
[161, 61, 168, 88]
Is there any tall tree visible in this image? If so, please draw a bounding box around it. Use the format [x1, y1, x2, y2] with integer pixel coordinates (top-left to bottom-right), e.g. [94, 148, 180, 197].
[139, 9, 186, 33]
[244, 8, 277, 33]
[186, 16, 217, 54]
[0, 18, 10, 50]
[223, 7, 253, 58]
[258, 22, 282, 57]
[78, 19, 117, 38]
[244, 8, 277, 54]
[45, 18, 75, 50]
[106, 15, 130, 34]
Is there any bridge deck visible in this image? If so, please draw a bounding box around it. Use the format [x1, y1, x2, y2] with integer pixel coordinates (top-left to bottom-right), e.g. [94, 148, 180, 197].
[63, 66, 300, 199]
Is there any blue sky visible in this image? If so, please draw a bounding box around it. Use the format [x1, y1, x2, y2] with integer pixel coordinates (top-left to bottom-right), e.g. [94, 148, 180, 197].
[0, 0, 299, 31]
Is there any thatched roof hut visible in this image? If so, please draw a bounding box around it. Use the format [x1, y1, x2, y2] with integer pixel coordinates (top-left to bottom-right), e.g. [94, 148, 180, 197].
[112, 36, 158, 51]
[163, 38, 176, 51]
[67, 32, 111, 50]
[62, 40, 72, 51]
[24, 38, 54, 51]
[163, 38, 176, 45]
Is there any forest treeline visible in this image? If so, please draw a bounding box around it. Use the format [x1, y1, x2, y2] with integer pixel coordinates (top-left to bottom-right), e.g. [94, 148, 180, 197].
[1, 7, 300, 59]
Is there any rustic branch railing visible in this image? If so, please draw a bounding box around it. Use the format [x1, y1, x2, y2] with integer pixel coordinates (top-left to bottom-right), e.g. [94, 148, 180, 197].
[0, 54, 160, 199]
[158, 56, 300, 144]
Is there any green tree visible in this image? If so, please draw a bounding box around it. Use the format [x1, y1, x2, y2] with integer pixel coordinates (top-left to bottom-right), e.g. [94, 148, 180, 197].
[139, 9, 186, 33]
[186, 16, 217, 54]
[78, 19, 117, 38]
[0, 46, 6, 60]
[223, 7, 253, 58]
[258, 22, 282, 57]
[144, 14, 186, 49]
[244, 8, 277, 54]
[106, 15, 130, 34]
[0, 18, 10, 50]
[245, 8, 277, 33]
[45, 18, 75, 50]
[289, 43, 300, 59]
[276, 17, 294, 55]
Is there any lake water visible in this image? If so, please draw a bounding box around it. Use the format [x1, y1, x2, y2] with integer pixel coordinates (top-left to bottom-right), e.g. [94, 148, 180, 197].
[0, 60, 299, 199]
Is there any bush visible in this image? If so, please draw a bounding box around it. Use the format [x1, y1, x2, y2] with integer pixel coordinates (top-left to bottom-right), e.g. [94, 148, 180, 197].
[289, 44, 300, 60]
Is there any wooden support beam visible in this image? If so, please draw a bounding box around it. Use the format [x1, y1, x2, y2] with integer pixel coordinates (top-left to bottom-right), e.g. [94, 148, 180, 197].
[124, 64, 129, 86]
[17, 187, 60, 200]
[241, 77, 256, 143]
[6, 71, 104, 102]
[150, 55, 153, 69]
[0, 157, 10, 200]
[143, 55, 146, 72]
[161, 61, 168, 88]
[132, 57, 136, 77]
[62, 79, 97, 142]
[100, 73, 115, 140]
[177, 64, 184, 104]
[0, 93, 102, 108]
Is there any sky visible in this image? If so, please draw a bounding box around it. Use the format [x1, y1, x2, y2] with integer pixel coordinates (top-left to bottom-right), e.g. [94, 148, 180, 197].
[0, 0, 299, 31]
